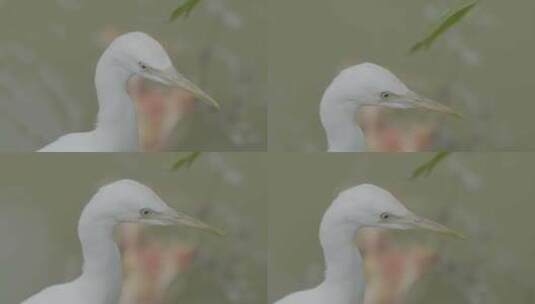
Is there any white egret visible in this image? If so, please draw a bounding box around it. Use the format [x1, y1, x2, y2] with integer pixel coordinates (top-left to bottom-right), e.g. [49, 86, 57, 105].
[320, 63, 459, 152]
[274, 184, 462, 304]
[21, 179, 223, 304]
[39, 32, 219, 152]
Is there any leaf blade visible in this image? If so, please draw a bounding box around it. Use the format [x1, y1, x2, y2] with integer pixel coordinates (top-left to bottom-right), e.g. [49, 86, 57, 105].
[169, 0, 202, 21]
[409, 0, 479, 54]
[410, 152, 451, 180]
[172, 152, 202, 171]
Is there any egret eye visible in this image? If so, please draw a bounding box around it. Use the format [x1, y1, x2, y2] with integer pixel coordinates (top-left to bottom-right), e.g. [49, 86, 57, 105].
[380, 91, 392, 99]
[139, 62, 148, 70]
[140, 208, 153, 217]
[379, 212, 391, 220]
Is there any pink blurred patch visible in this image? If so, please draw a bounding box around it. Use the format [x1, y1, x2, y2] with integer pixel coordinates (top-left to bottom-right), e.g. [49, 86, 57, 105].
[360, 107, 435, 152]
[118, 224, 197, 304]
[128, 76, 196, 151]
[359, 230, 439, 304]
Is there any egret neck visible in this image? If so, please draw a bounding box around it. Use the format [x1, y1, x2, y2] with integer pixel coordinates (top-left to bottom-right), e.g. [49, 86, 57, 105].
[93, 50, 139, 151]
[76, 201, 122, 303]
[318, 207, 365, 303]
[320, 88, 366, 152]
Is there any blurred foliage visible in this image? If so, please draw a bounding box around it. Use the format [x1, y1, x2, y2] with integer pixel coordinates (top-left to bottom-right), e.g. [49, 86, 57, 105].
[170, 0, 202, 21]
[410, 0, 479, 53]
[411, 152, 451, 179]
[172, 152, 202, 171]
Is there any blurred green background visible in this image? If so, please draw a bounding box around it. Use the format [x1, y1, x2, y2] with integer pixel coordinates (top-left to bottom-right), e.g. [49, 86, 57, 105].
[268, 0, 535, 151]
[0, 0, 266, 151]
[269, 153, 535, 303]
[0, 153, 266, 304]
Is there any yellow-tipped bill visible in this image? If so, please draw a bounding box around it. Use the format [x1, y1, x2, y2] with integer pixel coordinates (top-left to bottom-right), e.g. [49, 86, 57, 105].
[410, 216, 465, 239]
[151, 67, 220, 110]
[160, 208, 225, 236]
[396, 213, 465, 239]
[403, 91, 462, 118]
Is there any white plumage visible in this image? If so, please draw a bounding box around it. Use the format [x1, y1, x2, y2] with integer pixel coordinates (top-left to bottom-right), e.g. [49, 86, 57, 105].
[39, 32, 219, 152]
[275, 184, 461, 304]
[320, 63, 459, 152]
[21, 179, 223, 304]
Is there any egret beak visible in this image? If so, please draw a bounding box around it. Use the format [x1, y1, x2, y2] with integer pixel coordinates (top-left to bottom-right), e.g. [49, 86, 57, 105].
[401, 91, 462, 118]
[159, 208, 225, 236]
[147, 67, 220, 110]
[398, 213, 465, 239]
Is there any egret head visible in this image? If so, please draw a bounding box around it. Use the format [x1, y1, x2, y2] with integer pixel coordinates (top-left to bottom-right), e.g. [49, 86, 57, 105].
[105, 32, 219, 109]
[332, 184, 463, 237]
[89, 179, 224, 236]
[324, 63, 459, 116]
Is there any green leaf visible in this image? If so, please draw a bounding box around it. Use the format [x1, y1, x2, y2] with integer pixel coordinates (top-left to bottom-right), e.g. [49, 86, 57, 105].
[169, 0, 202, 21]
[409, 0, 479, 54]
[410, 152, 451, 179]
[172, 152, 202, 171]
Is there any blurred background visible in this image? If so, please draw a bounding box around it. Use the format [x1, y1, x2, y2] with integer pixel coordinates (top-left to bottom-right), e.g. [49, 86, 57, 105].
[0, 0, 266, 151]
[0, 153, 266, 304]
[268, 153, 535, 303]
[268, 0, 535, 151]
